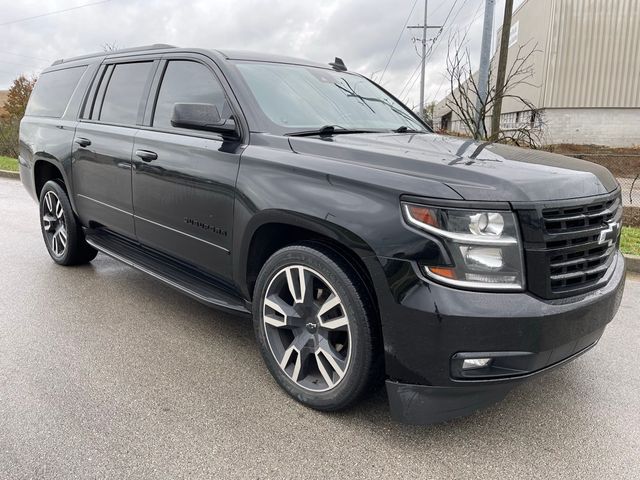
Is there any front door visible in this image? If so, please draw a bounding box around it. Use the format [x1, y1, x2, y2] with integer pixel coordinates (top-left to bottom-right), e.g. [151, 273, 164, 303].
[73, 60, 156, 239]
[132, 59, 241, 281]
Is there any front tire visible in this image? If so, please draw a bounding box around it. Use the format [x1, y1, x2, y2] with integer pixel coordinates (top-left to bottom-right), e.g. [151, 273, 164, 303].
[253, 243, 381, 411]
[39, 180, 97, 266]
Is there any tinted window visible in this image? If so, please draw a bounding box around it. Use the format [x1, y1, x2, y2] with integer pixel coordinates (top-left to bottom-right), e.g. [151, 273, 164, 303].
[87, 65, 113, 120]
[25, 66, 87, 118]
[235, 62, 425, 132]
[99, 62, 153, 125]
[153, 61, 228, 129]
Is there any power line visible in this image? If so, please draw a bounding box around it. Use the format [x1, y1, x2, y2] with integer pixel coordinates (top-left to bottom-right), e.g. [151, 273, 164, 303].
[401, 0, 461, 104]
[379, 0, 419, 84]
[0, 0, 111, 27]
[397, 60, 422, 99]
[456, 1, 485, 40]
[407, 0, 444, 113]
[429, 74, 448, 105]
[425, 1, 483, 105]
[423, 0, 464, 64]
[428, 1, 485, 106]
[399, 24, 444, 101]
[401, 66, 423, 104]
[400, 39, 438, 102]
[428, 0, 447, 16]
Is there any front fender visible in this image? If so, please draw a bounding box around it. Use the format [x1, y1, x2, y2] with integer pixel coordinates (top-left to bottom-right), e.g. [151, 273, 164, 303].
[232, 140, 460, 297]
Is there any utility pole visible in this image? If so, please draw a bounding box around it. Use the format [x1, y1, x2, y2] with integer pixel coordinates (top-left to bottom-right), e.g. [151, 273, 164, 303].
[490, 0, 514, 139]
[474, 0, 496, 139]
[408, 0, 442, 119]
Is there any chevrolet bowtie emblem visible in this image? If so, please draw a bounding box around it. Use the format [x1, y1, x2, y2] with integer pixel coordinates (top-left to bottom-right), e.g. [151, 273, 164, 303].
[598, 220, 620, 248]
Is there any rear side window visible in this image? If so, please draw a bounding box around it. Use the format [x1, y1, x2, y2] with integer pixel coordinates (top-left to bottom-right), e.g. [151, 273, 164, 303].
[153, 60, 229, 129]
[98, 62, 153, 125]
[25, 66, 87, 118]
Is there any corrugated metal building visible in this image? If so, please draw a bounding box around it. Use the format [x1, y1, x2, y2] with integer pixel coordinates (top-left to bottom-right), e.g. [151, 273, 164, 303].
[435, 0, 640, 147]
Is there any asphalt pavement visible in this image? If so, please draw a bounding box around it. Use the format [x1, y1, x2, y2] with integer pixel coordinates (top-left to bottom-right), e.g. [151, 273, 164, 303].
[1, 176, 639, 479]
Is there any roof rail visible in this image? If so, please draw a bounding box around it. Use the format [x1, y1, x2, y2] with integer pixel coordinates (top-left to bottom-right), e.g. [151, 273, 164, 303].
[51, 44, 176, 66]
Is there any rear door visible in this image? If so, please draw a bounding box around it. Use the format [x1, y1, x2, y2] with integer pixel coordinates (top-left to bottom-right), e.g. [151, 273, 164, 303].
[132, 56, 242, 280]
[72, 59, 157, 238]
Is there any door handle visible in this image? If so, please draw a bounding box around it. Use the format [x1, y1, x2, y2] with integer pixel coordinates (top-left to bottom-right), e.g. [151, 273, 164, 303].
[135, 149, 158, 162]
[74, 137, 91, 147]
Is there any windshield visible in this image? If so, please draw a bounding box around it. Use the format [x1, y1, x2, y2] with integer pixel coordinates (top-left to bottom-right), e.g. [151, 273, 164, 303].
[235, 62, 427, 133]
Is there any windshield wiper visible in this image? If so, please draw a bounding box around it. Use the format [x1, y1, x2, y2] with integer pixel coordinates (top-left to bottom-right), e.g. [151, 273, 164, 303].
[286, 125, 379, 137]
[393, 126, 424, 133]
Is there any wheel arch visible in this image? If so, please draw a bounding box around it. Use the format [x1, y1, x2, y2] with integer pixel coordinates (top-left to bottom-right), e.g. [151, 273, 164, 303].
[33, 159, 79, 213]
[238, 210, 379, 311]
[34, 159, 65, 197]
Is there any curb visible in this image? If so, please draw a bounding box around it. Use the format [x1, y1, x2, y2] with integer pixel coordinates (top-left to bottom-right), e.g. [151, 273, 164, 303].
[0, 169, 19, 180]
[624, 254, 640, 274]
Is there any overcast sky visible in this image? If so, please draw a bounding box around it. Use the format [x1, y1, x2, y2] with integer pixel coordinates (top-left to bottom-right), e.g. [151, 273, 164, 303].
[0, 0, 523, 107]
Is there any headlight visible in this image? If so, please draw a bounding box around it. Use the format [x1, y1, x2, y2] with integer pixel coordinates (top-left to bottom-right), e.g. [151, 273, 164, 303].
[402, 202, 525, 290]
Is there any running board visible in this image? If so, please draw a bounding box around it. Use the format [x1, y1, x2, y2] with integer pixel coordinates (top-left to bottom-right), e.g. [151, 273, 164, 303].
[85, 228, 251, 316]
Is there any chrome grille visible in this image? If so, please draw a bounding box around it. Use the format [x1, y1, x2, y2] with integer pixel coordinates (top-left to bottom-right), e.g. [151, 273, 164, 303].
[516, 190, 622, 299]
[542, 197, 619, 234]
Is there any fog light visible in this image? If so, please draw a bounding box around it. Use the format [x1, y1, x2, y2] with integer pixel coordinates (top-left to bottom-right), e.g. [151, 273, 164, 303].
[462, 358, 492, 370]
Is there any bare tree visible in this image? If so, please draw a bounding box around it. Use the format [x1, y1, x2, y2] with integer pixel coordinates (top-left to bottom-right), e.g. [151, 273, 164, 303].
[102, 41, 119, 52]
[444, 33, 544, 147]
[420, 101, 436, 129]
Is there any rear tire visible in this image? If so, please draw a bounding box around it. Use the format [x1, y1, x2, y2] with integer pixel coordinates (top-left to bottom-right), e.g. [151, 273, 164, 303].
[39, 180, 97, 266]
[253, 243, 381, 411]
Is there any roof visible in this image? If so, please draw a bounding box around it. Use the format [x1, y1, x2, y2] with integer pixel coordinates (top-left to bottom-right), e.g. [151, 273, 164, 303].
[51, 44, 176, 66]
[214, 49, 328, 68]
[50, 44, 335, 72]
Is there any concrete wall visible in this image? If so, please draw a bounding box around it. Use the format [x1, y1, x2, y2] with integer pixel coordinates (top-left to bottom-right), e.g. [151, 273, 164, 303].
[442, 119, 470, 136]
[439, 107, 640, 147]
[541, 108, 640, 147]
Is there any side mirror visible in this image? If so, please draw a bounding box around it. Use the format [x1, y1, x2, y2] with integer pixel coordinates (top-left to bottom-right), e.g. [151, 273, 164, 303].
[170, 103, 238, 137]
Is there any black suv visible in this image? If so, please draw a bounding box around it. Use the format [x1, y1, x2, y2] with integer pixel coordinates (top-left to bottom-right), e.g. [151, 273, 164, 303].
[19, 44, 625, 424]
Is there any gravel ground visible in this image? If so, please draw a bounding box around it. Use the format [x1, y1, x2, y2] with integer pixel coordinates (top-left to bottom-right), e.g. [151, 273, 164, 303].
[1, 176, 639, 479]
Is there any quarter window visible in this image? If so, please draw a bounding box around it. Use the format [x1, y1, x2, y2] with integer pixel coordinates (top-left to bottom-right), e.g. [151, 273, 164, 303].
[99, 62, 153, 125]
[153, 61, 228, 129]
[25, 66, 87, 118]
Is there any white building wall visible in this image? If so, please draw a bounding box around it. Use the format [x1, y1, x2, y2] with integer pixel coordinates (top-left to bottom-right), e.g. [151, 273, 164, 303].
[541, 108, 640, 147]
[542, 0, 640, 109]
[444, 120, 469, 136]
[434, 0, 640, 147]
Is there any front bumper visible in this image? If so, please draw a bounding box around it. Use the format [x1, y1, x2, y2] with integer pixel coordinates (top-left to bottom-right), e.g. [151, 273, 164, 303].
[364, 251, 626, 424]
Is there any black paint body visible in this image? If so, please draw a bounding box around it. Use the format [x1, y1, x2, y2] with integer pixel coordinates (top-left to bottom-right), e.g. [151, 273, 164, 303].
[19, 47, 626, 424]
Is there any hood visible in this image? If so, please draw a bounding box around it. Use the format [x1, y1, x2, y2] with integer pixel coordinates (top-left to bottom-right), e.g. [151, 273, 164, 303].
[288, 133, 618, 202]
